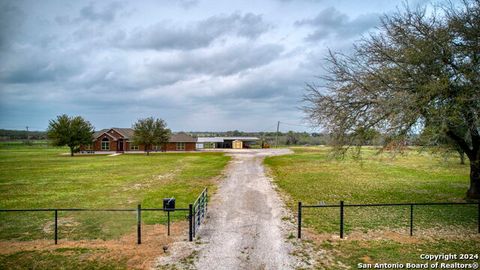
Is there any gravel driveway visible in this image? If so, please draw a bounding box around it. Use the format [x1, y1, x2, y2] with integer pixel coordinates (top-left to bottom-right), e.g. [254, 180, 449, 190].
[194, 148, 297, 270]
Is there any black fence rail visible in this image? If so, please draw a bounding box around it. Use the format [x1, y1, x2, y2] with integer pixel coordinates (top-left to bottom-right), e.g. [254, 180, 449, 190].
[0, 188, 210, 244]
[297, 201, 480, 239]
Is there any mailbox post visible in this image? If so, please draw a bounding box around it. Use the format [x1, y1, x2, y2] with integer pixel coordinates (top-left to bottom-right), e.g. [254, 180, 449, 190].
[163, 198, 175, 236]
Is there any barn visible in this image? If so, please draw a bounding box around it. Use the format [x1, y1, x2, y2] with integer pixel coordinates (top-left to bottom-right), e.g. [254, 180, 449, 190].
[196, 137, 260, 149]
[80, 128, 197, 152]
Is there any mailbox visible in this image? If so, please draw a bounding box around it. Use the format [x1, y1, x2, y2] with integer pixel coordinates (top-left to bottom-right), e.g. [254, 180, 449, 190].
[163, 198, 175, 211]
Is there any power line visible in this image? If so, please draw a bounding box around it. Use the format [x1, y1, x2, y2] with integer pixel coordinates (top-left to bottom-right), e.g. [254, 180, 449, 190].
[279, 121, 316, 129]
[261, 124, 279, 131]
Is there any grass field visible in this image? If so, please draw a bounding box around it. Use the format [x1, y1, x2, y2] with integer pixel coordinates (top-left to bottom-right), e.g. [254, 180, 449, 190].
[0, 142, 229, 269]
[0, 248, 127, 270]
[0, 142, 230, 240]
[265, 147, 480, 269]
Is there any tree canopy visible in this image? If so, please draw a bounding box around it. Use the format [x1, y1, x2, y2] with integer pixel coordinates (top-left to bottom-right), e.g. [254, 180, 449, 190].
[47, 114, 94, 156]
[132, 117, 171, 155]
[303, 0, 480, 198]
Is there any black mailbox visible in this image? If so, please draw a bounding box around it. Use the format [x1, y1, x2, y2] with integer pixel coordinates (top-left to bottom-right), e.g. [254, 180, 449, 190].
[163, 198, 175, 211]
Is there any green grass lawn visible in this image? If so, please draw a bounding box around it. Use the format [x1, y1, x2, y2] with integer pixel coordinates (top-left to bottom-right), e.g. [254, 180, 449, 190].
[0, 248, 127, 270]
[0, 142, 230, 241]
[313, 238, 480, 270]
[265, 146, 479, 269]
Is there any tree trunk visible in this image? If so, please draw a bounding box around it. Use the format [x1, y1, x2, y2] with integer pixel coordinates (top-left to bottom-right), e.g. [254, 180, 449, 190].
[446, 130, 479, 199]
[459, 150, 465, 165]
[467, 161, 480, 199]
[70, 147, 74, 157]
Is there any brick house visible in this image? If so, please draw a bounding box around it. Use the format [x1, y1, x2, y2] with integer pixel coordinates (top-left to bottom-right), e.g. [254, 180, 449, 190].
[80, 128, 196, 152]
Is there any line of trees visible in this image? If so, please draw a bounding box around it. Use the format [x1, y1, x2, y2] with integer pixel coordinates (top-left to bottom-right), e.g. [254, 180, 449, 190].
[0, 129, 47, 141]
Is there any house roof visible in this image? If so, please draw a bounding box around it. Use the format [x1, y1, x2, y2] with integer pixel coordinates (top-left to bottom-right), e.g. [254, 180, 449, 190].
[93, 129, 121, 140]
[170, 133, 197, 142]
[221, 137, 260, 141]
[93, 129, 108, 139]
[197, 137, 260, 143]
[197, 137, 225, 143]
[93, 128, 196, 142]
[112, 128, 134, 139]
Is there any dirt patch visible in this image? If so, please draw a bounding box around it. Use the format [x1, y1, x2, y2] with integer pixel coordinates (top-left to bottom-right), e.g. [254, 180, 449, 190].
[43, 217, 80, 234]
[0, 222, 188, 270]
[154, 172, 176, 180]
[360, 255, 374, 264]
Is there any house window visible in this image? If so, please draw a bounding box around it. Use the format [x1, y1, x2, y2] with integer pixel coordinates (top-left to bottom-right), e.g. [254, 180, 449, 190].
[85, 144, 92, 150]
[152, 145, 159, 151]
[101, 138, 110, 150]
[176, 142, 186, 151]
[130, 144, 139, 150]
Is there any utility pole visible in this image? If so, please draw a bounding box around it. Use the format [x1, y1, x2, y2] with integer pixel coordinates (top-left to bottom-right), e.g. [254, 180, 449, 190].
[275, 121, 280, 148]
[26, 126, 30, 144]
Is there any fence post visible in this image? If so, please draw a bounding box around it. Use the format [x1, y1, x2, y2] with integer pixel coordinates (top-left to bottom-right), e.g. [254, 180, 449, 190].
[137, 204, 141, 244]
[54, 210, 58, 245]
[189, 204, 193, 241]
[297, 202, 302, 239]
[340, 201, 344, 239]
[202, 191, 206, 219]
[192, 205, 196, 238]
[167, 210, 171, 236]
[410, 204, 414, 236]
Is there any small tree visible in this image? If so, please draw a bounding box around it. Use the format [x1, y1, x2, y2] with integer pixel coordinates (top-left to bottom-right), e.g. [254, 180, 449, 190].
[132, 117, 171, 155]
[286, 131, 299, 145]
[47, 114, 94, 156]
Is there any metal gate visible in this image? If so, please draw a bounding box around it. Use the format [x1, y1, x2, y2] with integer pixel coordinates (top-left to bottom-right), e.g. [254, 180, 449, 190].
[192, 187, 208, 238]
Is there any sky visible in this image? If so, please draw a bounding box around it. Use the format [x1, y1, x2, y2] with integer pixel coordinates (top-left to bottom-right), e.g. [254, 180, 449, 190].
[0, 0, 440, 132]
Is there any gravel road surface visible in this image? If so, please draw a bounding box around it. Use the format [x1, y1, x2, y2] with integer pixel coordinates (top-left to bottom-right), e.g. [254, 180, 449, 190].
[194, 148, 297, 270]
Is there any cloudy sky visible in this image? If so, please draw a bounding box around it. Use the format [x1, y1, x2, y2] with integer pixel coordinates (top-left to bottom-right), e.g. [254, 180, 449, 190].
[0, 0, 436, 132]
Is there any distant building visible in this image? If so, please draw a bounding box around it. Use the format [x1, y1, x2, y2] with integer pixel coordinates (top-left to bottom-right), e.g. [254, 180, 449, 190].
[80, 128, 196, 152]
[196, 137, 260, 149]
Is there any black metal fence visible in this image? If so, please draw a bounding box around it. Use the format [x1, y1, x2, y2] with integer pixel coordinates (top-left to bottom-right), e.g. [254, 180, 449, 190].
[297, 201, 480, 239]
[0, 188, 209, 244]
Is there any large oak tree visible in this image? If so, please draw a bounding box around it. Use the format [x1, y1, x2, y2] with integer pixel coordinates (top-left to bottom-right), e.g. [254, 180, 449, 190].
[132, 117, 171, 155]
[303, 1, 480, 198]
[47, 114, 95, 156]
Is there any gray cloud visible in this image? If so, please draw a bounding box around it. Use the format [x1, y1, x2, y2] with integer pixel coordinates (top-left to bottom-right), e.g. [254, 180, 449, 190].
[79, 1, 124, 22]
[0, 0, 424, 131]
[123, 13, 271, 50]
[55, 1, 125, 26]
[150, 43, 284, 76]
[295, 7, 379, 41]
[0, 47, 84, 84]
[0, 3, 25, 49]
[178, 0, 199, 9]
